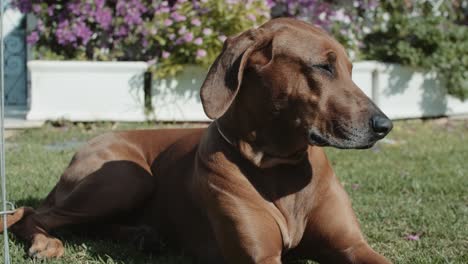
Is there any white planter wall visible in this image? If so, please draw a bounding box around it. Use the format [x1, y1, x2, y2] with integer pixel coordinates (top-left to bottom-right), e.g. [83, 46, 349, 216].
[27, 61, 149, 121]
[26, 60, 468, 122]
[353, 61, 468, 119]
[151, 65, 210, 122]
[26, 61, 211, 122]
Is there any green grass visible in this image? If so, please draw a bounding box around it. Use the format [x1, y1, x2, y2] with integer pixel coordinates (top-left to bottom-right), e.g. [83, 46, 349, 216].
[1, 119, 467, 263]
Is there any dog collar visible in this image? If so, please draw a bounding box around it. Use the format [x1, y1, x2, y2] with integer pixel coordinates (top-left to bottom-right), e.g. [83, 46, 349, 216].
[215, 120, 235, 146]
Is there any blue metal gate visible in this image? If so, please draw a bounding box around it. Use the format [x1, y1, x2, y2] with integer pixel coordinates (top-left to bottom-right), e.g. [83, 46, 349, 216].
[2, 1, 27, 106]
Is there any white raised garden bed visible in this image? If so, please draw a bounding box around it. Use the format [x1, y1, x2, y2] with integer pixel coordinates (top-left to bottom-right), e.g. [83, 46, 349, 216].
[26, 61, 210, 122]
[27, 60, 468, 122]
[353, 61, 468, 119]
[150, 65, 209, 122]
[27, 60, 149, 122]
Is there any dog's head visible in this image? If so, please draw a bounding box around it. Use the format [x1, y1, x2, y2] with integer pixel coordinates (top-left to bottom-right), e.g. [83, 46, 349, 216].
[200, 18, 392, 167]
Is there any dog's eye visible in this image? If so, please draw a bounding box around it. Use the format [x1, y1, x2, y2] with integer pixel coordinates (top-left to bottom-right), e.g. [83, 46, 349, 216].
[314, 64, 333, 75]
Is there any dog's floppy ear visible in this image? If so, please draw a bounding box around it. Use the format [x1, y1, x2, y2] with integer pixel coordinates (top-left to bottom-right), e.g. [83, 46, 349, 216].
[200, 29, 272, 119]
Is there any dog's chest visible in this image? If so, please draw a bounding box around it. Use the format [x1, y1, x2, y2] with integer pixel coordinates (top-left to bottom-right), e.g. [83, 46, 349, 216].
[252, 163, 315, 250]
[273, 186, 314, 250]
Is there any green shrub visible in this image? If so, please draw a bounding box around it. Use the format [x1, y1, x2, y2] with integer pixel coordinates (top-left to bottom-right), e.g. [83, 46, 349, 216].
[362, 1, 468, 100]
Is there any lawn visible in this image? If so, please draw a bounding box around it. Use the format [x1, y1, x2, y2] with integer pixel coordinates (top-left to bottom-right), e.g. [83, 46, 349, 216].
[1, 119, 467, 263]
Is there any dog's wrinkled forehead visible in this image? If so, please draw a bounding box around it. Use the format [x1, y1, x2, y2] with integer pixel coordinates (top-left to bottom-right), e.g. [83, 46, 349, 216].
[261, 18, 352, 72]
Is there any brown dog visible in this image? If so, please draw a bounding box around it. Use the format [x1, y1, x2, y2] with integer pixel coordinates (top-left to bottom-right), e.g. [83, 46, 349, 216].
[2, 18, 393, 263]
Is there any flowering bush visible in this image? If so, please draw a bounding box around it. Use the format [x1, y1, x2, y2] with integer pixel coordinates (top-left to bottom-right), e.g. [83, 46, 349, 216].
[15, 0, 468, 99]
[361, 0, 468, 100]
[268, 0, 379, 59]
[15, 0, 270, 77]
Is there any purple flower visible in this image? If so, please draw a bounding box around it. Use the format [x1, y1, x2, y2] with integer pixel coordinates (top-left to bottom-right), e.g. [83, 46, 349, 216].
[47, 6, 54, 16]
[171, 12, 186, 22]
[175, 38, 184, 45]
[183, 32, 194, 43]
[196, 49, 207, 58]
[67, 2, 81, 15]
[332, 9, 350, 24]
[26, 31, 39, 44]
[14, 0, 32, 13]
[353, 0, 379, 9]
[247, 14, 256, 22]
[369, 0, 379, 9]
[141, 28, 149, 36]
[164, 19, 173, 26]
[218, 35, 227, 42]
[32, 4, 41, 14]
[265, 0, 275, 8]
[36, 19, 45, 32]
[13, 0, 266, 64]
[203, 28, 212, 36]
[406, 233, 421, 241]
[191, 18, 201, 26]
[116, 0, 127, 15]
[226, 0, 239, 5]
[268, 0, 337, 30]
[194, 37, 203, 45]
[125, 12, 143, 26]
[95, 8, 113, 30]
[116, 26, 128, 37]
[83, 3, 92, 14]
[73, 20, 93, 44]
[56, 22, 76, 45]
[95, 0, 105, 9]
[178, 26, 187, 35]
[116, 0, 147, 24]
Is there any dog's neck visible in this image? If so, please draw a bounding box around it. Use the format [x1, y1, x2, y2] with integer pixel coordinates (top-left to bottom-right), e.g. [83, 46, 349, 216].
[215, 120, 305, 168]
[215, 120, 235, 146]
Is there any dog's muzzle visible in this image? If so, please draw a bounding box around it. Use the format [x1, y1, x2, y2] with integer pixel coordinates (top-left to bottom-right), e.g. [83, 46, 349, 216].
[307, 114, 393, 149]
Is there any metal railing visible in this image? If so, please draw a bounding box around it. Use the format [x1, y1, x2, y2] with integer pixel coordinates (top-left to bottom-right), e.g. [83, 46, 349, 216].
[1, 0, 12, 262]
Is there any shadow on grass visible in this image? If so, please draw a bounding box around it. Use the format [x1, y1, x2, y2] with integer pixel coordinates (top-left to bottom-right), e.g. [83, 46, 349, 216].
[11, 197, 193, 264]
[15, 197, 43, 209]
[55, 233, 192, 264]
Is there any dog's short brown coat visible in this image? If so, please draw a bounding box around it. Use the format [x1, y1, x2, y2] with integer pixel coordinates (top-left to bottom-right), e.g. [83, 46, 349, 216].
[3, 18, 392, 263]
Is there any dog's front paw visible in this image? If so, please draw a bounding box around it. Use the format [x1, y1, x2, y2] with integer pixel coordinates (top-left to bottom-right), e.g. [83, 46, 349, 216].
[29, 233, 64, 259]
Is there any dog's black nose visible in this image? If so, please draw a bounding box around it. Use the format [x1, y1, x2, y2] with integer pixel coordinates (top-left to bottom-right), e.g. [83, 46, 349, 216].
[371, 115, 393, 136]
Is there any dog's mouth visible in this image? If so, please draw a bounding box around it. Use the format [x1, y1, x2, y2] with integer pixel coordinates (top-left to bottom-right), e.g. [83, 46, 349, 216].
[308, 131, 329, 146]
[307, 128, 377, 149]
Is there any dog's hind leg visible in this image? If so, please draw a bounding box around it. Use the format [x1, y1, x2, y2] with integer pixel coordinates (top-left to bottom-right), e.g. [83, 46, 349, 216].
[4, 154, 156, 259]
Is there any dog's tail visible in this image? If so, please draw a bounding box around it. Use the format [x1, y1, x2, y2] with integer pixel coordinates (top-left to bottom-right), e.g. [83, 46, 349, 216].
[0, 207, 34, 233]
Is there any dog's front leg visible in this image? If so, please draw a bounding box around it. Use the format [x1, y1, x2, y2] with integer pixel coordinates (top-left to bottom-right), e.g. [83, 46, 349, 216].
[202, 183, 283, 264]
[289, 173, 391, 264]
